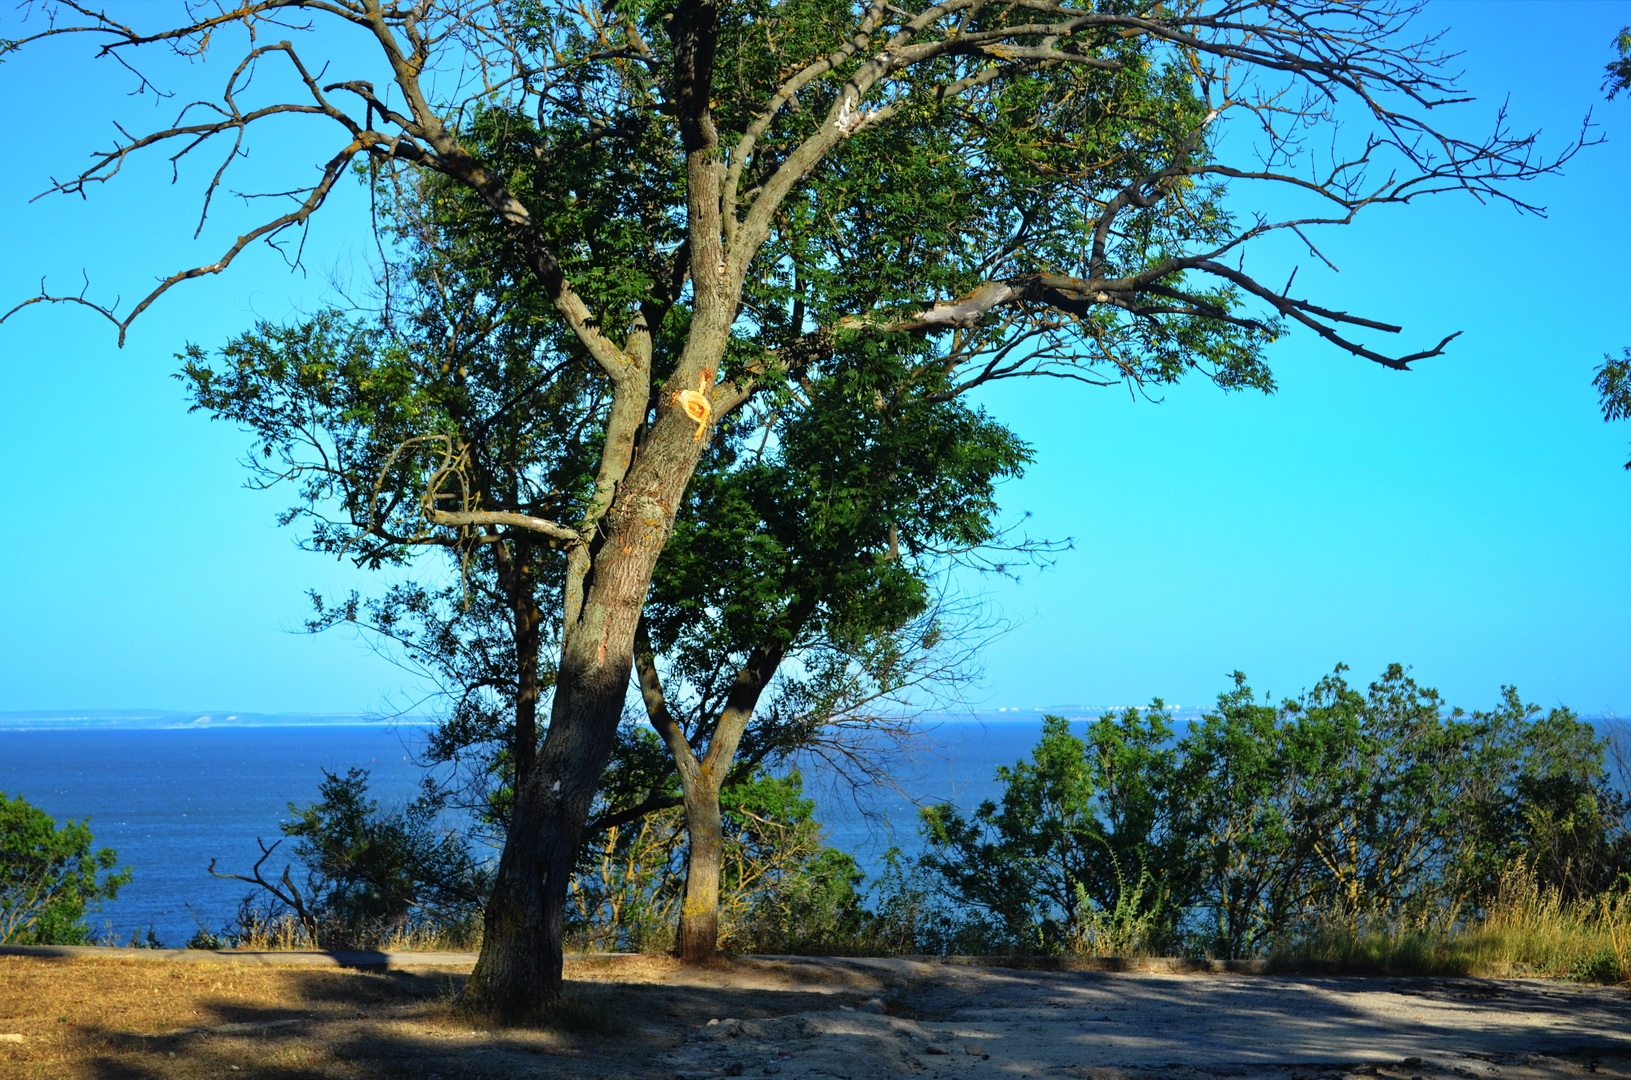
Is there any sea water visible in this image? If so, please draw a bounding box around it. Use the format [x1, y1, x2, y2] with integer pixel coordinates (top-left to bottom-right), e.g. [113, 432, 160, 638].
[0, 726, 440, 947]
[0, 720, 1054, 947]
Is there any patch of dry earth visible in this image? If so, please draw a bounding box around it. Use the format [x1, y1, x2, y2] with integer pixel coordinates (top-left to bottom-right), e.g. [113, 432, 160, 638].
[660, 962, 1631, 1080]
[1, 953, 1628, 1080]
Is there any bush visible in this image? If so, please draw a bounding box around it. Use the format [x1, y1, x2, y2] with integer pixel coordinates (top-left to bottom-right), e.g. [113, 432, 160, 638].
[717, 771, 870, 954]
[0, 791, 131, 945]
[282, 768, 488, 946]
[210, 769, 489, 950]
[566, 769, 871, 954]
[917, 709, 1183, 954]
[913, 666, 1631, 959]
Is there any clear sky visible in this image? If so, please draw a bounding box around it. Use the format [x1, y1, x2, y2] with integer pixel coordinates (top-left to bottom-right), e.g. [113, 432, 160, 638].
[0, 2, 1627, 720]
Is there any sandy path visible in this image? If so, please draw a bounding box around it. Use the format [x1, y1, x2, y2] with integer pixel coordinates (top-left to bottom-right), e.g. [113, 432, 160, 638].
[659, 960, 1631, 1080]
[4, 947, 1628, 1080]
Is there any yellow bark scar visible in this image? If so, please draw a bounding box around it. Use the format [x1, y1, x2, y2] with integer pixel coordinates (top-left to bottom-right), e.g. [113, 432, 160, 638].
[674, 370, 715, 440]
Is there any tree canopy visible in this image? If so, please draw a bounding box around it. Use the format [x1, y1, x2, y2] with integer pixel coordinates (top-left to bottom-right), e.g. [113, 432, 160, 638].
[1606, 26, 1631, 98]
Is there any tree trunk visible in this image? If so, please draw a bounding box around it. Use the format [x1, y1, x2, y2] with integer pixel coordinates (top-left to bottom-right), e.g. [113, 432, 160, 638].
[460, 668, 625, 1021]
[459, 363, 719, 1022]
[462, 0, 733, 1007]
[676, 779, 724, 963]
[640, 602, 811, 965]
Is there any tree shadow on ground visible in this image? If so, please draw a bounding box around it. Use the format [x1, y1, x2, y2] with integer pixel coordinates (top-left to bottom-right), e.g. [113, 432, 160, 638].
[17, 958, 1631, 1080]
[61, 964, 884, 1080]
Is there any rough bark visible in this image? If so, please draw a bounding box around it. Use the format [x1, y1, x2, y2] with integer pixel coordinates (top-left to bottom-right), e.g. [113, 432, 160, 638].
[639, 599, 809, 962]
[676, 781, 725, 962]
[463, 359, 716, 1018]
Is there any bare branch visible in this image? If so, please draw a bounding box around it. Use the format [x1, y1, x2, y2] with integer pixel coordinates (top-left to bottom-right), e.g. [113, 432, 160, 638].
[426, 507, 584, 543]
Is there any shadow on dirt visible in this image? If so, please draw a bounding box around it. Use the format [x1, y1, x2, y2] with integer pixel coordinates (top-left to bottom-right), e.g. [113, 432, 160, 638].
[27, 958, 1631, 1080]
[65, 965, 884, 1080]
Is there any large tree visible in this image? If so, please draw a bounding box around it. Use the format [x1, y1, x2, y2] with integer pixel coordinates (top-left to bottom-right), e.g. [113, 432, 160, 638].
[3, 0, 1579, 1019]
[182, 173, 1037, 965]
[184, 290, 1033, 964]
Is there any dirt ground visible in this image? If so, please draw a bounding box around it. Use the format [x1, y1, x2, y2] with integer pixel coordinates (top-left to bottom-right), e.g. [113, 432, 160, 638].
[2, 951, 1629, 1080]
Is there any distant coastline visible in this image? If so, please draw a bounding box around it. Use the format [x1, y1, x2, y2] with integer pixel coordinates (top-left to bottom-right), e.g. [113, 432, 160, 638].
[0, 709, 438, 731]
[3, 704, 1616, 732]
[2, 704, 1266, 731]
[0, 705, 1208, 731]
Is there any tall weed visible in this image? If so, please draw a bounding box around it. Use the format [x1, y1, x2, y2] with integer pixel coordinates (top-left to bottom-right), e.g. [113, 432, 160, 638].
[1266, 865, 1631, 982]
[1443, 865, 1631, 981]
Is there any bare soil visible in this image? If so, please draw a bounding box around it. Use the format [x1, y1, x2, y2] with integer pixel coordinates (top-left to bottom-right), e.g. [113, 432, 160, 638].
[2, 951, 1629, 1080]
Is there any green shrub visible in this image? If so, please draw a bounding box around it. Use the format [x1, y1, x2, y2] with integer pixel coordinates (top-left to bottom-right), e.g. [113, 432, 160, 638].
[568, 769, 871, 955]
[917, 709, 1184, 954]
[209, 769, 489, 950]
[914, 666, 1631, 959]
[0, 791, 131, 945]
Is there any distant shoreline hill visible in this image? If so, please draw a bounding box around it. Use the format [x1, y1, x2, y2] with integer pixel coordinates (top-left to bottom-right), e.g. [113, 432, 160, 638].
[1, 705, 1213, 731]
[0, 709, 438, 730]
[953, 705, 1213, 723]
[2, 705, 1618, 731]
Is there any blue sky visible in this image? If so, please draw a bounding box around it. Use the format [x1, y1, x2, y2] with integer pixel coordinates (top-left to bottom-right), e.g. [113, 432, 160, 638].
[0, 2, 1627, 720]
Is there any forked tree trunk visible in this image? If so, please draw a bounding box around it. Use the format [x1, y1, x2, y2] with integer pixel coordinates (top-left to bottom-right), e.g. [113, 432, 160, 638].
[676, 780, 725, 962]
[666, 627, 803, 963]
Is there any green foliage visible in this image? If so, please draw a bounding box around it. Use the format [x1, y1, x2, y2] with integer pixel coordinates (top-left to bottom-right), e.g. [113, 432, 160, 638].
[402, 0, 1282, 395]
[179, 294, 596, 809]
[125, 927, 164, 949]
[645, 349, 1036, 767]
[719, 771, 870, 953]
[1569, 945, 1622, 983]
[918, 708, 1184, 952]
[283, 769, 491, 945]
[1068, 861, 1169, 957]
[217, 770, 490, 950]
[185, 925, 226, 950]
[915, 666, 1630, 958]
[175, 0, 1316, 978]
[1595, 346, 1631, 469]
[0, 792, 131, 945]
[1176, 667, 1631, 957]
[1607, 27, 1631, 98]
[1169, 674, 1303, 956]
[833, 847, 1001, 956]
[568, 768, 866, 953]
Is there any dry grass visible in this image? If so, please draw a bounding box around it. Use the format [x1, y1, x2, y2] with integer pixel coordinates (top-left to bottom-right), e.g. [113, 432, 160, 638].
[1275, 869, 1631, 982]
[0, 957, 481, 1079]
[1445, 870, 1631, 981]
[212, 910, 482, 953]
[0, 953, 883, 1079]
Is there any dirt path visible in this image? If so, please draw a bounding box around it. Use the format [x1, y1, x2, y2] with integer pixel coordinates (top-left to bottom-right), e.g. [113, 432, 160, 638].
[2, 951, 1628, 1079]
[660, 959, 1631, 1080]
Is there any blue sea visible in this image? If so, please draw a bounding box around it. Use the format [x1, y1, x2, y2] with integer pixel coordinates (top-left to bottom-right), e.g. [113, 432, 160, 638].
[0, 720, 1059, 947]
